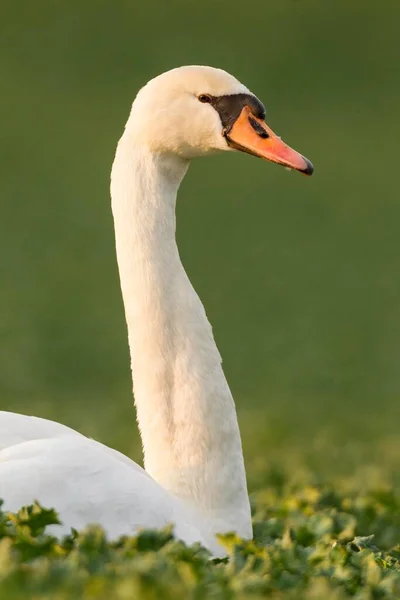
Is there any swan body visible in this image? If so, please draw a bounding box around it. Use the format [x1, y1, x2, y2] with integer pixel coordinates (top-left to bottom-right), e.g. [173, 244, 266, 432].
[0, 66, 312, 556]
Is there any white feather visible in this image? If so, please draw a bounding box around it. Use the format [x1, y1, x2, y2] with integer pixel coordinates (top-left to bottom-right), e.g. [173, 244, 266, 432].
[0, 66, 255, 557]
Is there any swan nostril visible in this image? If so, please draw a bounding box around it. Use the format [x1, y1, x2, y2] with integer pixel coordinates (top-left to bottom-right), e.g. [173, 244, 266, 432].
[248, 116, 269, 139]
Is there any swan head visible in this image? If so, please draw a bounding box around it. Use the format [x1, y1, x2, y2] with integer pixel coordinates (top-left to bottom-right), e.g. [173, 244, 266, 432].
[126, 65, 313, 175]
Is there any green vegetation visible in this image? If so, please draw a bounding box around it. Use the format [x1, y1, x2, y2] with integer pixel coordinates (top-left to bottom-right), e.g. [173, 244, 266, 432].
[1, 477, 399, 599]
[1, 1, 399, 597]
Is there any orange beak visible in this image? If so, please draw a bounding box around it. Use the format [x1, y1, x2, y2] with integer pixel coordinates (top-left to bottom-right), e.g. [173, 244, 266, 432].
[225, 106, 313, 175]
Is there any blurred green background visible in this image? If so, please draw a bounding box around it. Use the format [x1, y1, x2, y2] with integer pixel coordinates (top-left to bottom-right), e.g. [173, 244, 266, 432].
[1, 1, 399, 489]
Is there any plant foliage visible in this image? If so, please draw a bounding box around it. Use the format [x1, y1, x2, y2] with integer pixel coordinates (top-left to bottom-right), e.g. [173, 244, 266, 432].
[1, 478, 399, 599]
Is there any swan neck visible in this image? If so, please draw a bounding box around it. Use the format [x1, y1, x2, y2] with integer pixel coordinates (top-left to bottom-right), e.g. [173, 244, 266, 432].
[110, 138, 251, 539]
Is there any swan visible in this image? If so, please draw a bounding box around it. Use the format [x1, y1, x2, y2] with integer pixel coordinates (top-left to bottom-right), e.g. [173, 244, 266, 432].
[0, 66, 313, 557]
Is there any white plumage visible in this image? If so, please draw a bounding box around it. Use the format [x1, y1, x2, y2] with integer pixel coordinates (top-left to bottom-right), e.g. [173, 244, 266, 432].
[0, 66, 312, 557]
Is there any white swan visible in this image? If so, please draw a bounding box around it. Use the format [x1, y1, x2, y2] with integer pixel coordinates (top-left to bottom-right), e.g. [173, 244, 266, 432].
[0, 66, 312, 557]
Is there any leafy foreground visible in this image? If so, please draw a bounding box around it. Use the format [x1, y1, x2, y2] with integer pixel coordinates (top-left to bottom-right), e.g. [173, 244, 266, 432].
[0, 482, 399, 600]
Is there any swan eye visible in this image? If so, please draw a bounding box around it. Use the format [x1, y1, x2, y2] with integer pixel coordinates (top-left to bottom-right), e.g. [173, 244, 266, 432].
[198, 94, 212, 103]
